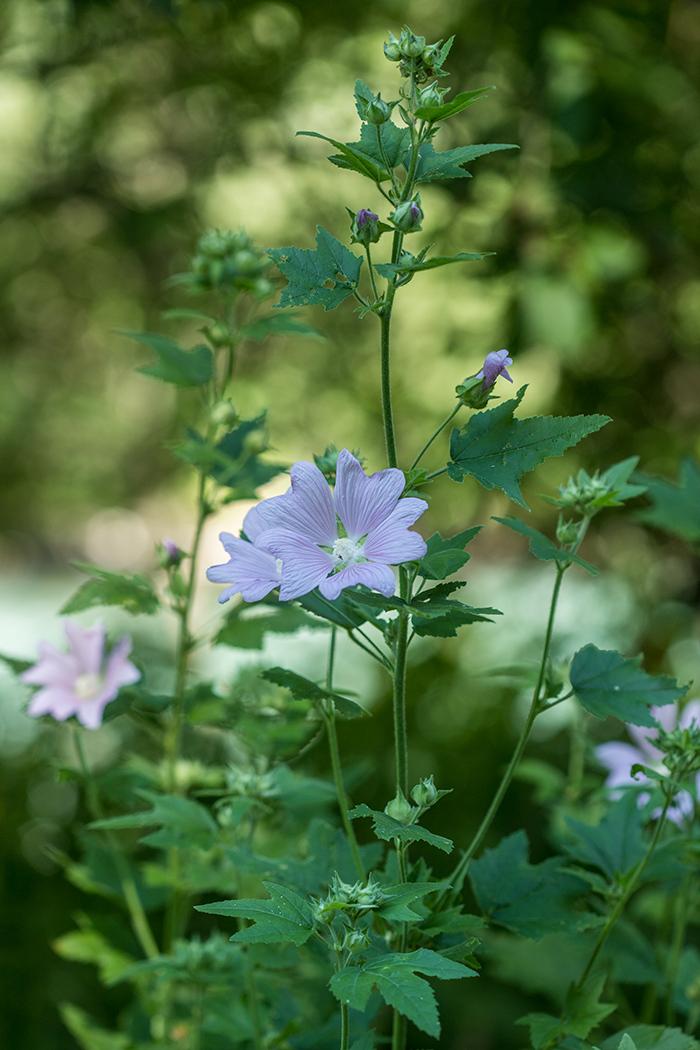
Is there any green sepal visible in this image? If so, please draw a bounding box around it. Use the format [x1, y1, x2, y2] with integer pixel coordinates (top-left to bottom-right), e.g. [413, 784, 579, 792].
[117, 329, 213, 387]
[195, 882, 315, 945]
[493, 516, 598, 573]
[448, 386, 610, 509]
[348, 803, 453, 853]
[414, 85, 495, 122]
[418, 527, 481, 580]
[261, 667, 366, 718]
[60, 564, 159, 616]
[569, 644, 686, 726]
[267, 227, 363, 311]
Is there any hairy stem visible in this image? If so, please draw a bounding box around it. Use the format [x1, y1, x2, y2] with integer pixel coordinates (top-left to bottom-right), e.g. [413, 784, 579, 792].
[380, 283, 399, 469]
[365, 242, 380, 302]
[340, 1001, 350, 1050]
[73, 729, 159, 958]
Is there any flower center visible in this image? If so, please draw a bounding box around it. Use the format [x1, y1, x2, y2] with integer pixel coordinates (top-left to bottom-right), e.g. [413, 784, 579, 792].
[74, 672, 103, 701]
[332, 536, 363, 568]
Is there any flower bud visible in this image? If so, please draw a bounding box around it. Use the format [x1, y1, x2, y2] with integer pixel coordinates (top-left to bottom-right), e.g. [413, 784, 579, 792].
[411, 775, 439, 808]
[399, 26, 426, 59]
[157, 538, 185, 569]
[556, 517, 580, 546]
[210, 400, 239, 428]
[363, 93, 392, 126]
[417, 82, 444, 108]
[350, 208, 382, 246]
[455, 375, 493, 410]
[390, 198, 423, 233]
[421, 44, 441, 69]
[342, 930, 371, 954]
[385, 789, 414, 824]
[384, 32, 401, 62]
[205, 321, 233, 347]
[243, 429, 268, 455]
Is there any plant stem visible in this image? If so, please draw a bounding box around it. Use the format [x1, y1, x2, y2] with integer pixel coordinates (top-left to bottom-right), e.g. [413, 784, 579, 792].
[323, 626, 365, 880]
[244, 951, 265, 1050]
[577, 797, 672, 988]
[443, 565, 567, 901]
[391, 1010, 407, 1050]
[365, 243, 380, 302]
[665, 874, 694, 1024]
[340, 1001, 350, 1050]
[393, 567, 411, 797]
[410, 404, 461, 470]
[380, 283, 399, 469]
[73, 728, 159, 959]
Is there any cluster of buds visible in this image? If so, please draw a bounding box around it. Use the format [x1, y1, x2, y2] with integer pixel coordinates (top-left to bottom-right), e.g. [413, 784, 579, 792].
[312, 874, 386, 926]
[225, 767, 278, 800]
[549, 469, 614, 515]
[383, 27, 453, 84]
[656, 723, 700, 787]
[175, 229, 273, 297]
[313, 443, 364, 484]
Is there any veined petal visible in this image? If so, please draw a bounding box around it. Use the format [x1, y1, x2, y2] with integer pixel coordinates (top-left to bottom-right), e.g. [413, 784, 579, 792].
[255, 462, 336, 545]
[257, 527, 334, 601]
[362, 497, 428, 564]
[334, 449, 405, 539]
[319, 561, 396, 600]
[241, 504, 268, 543]
[64, 620, 105, 675]
[207, 533, 281, 603]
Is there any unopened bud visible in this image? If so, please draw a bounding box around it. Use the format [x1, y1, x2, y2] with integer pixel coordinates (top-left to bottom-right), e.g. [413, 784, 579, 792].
[417, 82, 444, 108]
[157, 538, 185, 570]
[243, 429, 268, 455]
[422, 44, 441, 68]
[384, 32, 401, 63]
[210, 400, 239, 427]
[455, 375, 492, 410]
[556, 517, 580, 546]
[385, 789, 414, 824]
[390, 198, 423, 233]
[411, 775, 439, 808]
[364, 94, 392, 125]
[350, 208, 382, 246]
[342, 930, 371, 954]
[399, 26, 426, 59]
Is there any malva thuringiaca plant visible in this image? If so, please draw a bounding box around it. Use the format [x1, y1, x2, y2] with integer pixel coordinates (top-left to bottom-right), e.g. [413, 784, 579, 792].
[7, 25, 700, 1050]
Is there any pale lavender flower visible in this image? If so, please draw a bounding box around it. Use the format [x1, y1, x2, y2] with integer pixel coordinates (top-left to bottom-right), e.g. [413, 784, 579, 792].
[206, 505, 282, 604]
[20, 620, 140, 729]
[409, 202, 420, 221]
[596, 700, 700, 826]
[254, 449, 427, 601]
[356, 209, 379, 229]
[476, 349, 513, 390]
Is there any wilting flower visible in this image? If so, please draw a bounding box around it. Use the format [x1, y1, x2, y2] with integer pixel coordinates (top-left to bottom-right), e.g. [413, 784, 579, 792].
[253, 449, 427, 600]
[356, 209, 379, 229]
[477, 349, 513, 390]
[206, 505, 282, 604]
[20, 620, 140, 729]
[596, 701, 700, 825]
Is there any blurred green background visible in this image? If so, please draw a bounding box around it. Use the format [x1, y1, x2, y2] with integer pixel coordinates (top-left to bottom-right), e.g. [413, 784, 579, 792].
[2, 0, 700, 1047]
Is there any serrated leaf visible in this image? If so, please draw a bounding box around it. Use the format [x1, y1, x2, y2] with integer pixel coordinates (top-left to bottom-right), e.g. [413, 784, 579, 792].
[53, 923, 134, 986]
[418, 527, 481, 580]
[518, 972, 615, 1049]
[297, 588, 373, 629]
[414, 85, 495, 121]
[410, 142, 519, 182]
[60, 565, 159, 616]
[261, 667, 363, 717]
[89, 790, 217, 850]
[215, 604, 323, 650]
[377, 881, 452, 922]
[636, 459, 700, 542]
[569, 645, 685, 726]
[298, 131, 386, 183]
[176, 414, 285, 497]
[267, 226, 363, 310]
[563, 793, 646, 880]
[195, 882, 314, 945]
[469, 830, 592, 939]
[410, 582, 501, 637]
[117, 329, 213, 387]
[329, 949, 476, 1038]
[58, 1003, 131, 1050]
[374, 252, 492, 278]
[349, 803, 453, 853]
[600, 1025, 700, 1050]
[493, 516, 598, 573]
[242, 314, 324, 341]
[448, 387, 610, 508]
[323, 118, 410, 175]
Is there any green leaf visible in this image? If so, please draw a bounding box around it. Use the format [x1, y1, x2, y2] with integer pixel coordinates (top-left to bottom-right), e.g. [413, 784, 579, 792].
[410, 142, 519, 182]
[267, 226, 363, 310]
[60, 565, 159, 616]
[321, 118, 411, 175]
[117, 329, 213, 387]
[418, 527, 481, 580]
[448, 387, 610, 508]
[518, 972, 615, 1049]
[297, 589, 373, 629]
[469, 830, 592, 939]
[242, 314, 324, 341]
[53, 921, 135, 986]
[176, 414, 285, 497]
[349, 803, 453, 853]
[59, 1004, 131, 1050]
[409, 581, 501, 637]
[374, 252, 492, 278]
[297, 130, 386, 183]
[0, 652, 33, 674]
[377, 882, 452, 922]
[353, 78, 375, 119]
[89, 790, 218, 850]
[600, 1026, 700, 1050]
[569, 644, 686, 726]
[160, 307, 217, 323]
[636, 459, 700, 542]
[563, 793, 646, 880]
[195, 882, 315, 945]
[329, 949, 476, 1038]
[414, 85, 495, 122]
[493, 516, 598, 573]
[261, 667, 366, 718]
[215, 604, 323, 649]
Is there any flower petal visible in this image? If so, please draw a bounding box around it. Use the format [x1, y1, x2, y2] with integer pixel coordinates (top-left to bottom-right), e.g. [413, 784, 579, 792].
[102, 636, 140, 699]
[20, 641, 77, 688]
[64, 620, 105, 675]
[334, 449, 405, 539]
[76, 701, 108, 729]
[257, 528, 334, 601]
[207, 533, 281, 603]
[255, 462, 336, 545]
[319, 561, 396, 600]
[680, 700, 700, 730]
[28, 687, 79, 721]
[595, 741, 646, 788]
[361, 497, 428, 564]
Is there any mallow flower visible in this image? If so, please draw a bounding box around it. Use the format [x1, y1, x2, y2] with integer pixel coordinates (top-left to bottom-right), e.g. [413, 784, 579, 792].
[251, 449, 427, 601]
[596, 700, 700, 825]
[20, 620, 140, 729]
[206, 504, 282, 604]
[477, 349, 513, 390]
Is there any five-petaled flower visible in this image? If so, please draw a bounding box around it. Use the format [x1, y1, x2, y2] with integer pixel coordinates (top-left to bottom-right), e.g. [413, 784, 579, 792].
[20, 620, 140, 729]
[477, 349, 513, 390]
[356, 209, 379, 229]
[207, 449, 427, 603]
[596, 701, 700, 825]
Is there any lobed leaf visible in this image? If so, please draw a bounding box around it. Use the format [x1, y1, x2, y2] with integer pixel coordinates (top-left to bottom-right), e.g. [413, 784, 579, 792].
[418, 527, 481, 580]
[267, 226, 362, 311]
[195, 882, 315, 945]
[600, 1026, 700, 1050]
[636, 459, 700, 542]
[493, 516, 598, 573]
[117, 329, 213, 387]
[518, 973, 615, 1049]
[90, 790, 218, 850]
[569, 645, 685, 726]
[349, 803, 453, 853]
[216, 604, 323, 650]
[410, 142, 519, 183]
[261, 667, 366, 718]
[61, 565, 159, 616]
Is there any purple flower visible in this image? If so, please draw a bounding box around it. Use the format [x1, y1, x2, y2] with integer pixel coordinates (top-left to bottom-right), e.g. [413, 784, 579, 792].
[476, 349, 513, 390]
[596, 701, 700, 826]
[254, 449, 427, 601]
[410, 202, 420, 221]
[206, 505, 282, 604]
[20, 621, 140, 729]
[356, 209, 379, 229]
